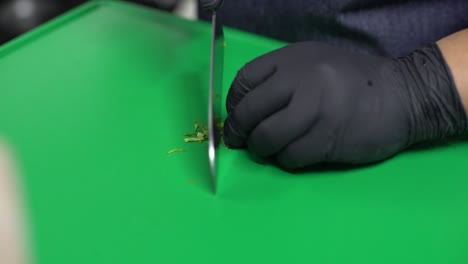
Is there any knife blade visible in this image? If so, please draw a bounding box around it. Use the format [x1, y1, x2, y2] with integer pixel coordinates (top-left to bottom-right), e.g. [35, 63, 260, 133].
[205, 0, 224, 194]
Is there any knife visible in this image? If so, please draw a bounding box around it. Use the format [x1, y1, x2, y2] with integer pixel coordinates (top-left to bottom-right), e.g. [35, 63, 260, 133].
[202, 0, 224, 194]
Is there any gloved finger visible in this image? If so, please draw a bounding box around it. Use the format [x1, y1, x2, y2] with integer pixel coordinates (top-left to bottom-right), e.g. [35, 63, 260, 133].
[226, 54, 277, 114]
[200, 0, 224, 11]
[276, 125, 330, 170]
[247, 86, 322, 157]
[224, 75, 292, 148]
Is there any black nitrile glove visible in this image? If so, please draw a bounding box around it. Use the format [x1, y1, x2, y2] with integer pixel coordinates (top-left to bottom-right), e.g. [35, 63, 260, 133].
[224, 42, 468, 169]
[200, 0, 224, 11]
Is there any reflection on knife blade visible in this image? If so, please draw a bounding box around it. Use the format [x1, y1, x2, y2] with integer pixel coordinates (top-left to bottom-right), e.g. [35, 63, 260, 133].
[208, 9, 224, 194]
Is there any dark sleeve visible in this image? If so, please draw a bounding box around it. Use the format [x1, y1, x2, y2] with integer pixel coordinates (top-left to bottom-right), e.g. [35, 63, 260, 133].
[198, 0, 468, 57]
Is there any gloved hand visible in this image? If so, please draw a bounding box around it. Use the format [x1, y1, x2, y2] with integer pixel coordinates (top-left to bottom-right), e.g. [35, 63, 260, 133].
[224, 42, 468, 169]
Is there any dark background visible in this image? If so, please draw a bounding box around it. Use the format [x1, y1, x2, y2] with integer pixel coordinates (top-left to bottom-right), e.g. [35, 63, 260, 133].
[0, 0, 181, 45]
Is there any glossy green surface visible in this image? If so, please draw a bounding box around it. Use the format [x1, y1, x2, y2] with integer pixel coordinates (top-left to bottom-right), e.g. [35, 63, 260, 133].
[1, 1, 468, 263]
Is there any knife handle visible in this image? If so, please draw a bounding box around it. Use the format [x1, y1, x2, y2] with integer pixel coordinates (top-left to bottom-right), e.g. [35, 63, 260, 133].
[201, 0, 224, 11]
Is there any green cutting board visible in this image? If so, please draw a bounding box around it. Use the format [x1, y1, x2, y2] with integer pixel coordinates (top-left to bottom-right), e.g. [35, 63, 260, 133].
[0, 1, 467, 263]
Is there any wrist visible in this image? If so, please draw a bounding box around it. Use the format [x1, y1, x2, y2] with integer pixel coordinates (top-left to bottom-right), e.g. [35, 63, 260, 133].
[437, 29, 468, 114]
[395, 43, 468, 145]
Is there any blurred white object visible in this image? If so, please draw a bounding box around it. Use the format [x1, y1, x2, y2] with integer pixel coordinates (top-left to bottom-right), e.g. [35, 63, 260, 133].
[174, 0, 197, 20]
[0, 143, 29, 264]
[13, 0, 35, 19]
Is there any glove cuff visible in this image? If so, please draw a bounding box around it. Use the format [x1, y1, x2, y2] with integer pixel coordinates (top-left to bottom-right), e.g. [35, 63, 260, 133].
[395, 43, 468, 145]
